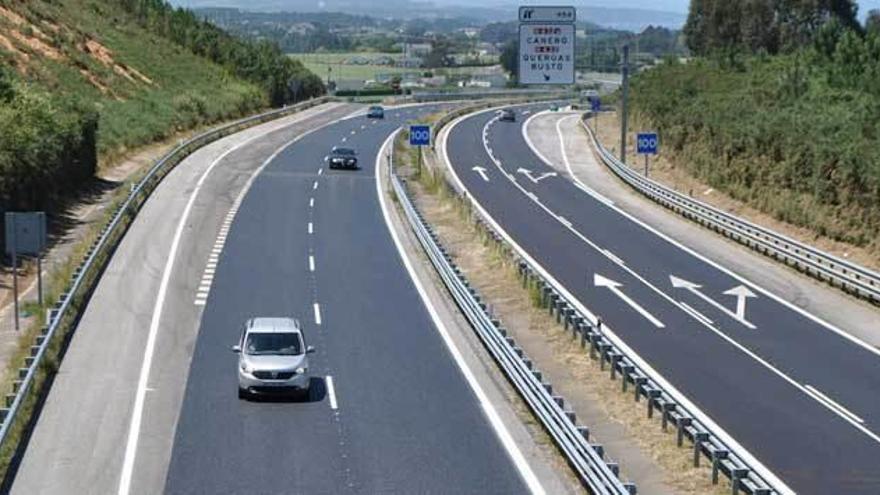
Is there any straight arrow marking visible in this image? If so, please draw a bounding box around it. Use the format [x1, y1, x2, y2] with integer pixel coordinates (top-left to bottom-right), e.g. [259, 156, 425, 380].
[670, 276, 757, 329]
[594, 274, 665, 328]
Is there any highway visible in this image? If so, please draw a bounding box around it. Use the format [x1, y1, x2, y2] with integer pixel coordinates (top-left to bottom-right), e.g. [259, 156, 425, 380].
[444, 104, 880, 494]
[162, 104, 534, 494]
[10, 103, 546, 495]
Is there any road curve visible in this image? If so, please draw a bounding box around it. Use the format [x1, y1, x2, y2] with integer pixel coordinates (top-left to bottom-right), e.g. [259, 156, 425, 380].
[444, 104, 880, 495]
[162, 105, 534, 494]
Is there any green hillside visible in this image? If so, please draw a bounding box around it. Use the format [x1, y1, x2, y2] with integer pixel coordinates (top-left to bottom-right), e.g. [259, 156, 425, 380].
[631, 4, 880, 253]
[0, 0, 323, 215]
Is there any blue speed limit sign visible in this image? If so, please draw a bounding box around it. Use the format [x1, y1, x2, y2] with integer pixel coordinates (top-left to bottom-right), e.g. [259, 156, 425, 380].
[637, 132, 658, 155]
[409, 125, 431, 146]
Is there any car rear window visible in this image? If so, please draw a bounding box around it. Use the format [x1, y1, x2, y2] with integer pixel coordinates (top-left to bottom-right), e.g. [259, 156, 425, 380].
[245, 332, 303, 355]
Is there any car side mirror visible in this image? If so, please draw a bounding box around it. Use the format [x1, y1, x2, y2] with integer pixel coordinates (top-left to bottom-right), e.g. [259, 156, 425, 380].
[231, 345, 241, 353]
[306, 345, 316, 354]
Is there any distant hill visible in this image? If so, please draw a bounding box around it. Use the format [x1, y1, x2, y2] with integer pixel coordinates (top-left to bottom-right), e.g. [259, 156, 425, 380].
[173, 0, 686, 30]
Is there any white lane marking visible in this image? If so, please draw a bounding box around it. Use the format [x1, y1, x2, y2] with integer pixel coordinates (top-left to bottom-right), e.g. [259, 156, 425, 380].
[602, 249, 625, 266]
[481, 112, 880, 444]
[318, 168, 323, 175]
[308, 222, 314, 234]
[557, 216, 572, 228]
[313, 303, 322, 325]
[119, 103, 348, 495]
[679, 302, 714, 326]
[805, 385, 866, 425]
[313, 180, 319, 190]
[528, 112, 615, 209]
[441, 109, 796, 493]
[594, 274, 665, 328]
[309, 255, 315, 272]
[350, 130, 356, 135]
[375, 130, 545, 495]
[310, 197, 315, 208]
[472, 166, 490, 182]
[341, 137, 347, 142]
[326, 375, 338, 410]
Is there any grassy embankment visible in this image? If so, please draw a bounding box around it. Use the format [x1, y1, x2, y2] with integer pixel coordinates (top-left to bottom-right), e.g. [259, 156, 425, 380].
[630, 36, 880, 257]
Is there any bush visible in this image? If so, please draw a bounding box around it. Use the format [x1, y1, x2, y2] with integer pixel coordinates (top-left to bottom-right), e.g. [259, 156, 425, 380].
[631, 30, 880, 249]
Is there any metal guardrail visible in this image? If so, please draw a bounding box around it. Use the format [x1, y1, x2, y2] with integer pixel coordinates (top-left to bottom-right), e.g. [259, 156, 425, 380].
[427, 108, 784, 494]
[0, 96, 333, 461]
[388, 155, 634, 495]
[581, 116, 880, 304]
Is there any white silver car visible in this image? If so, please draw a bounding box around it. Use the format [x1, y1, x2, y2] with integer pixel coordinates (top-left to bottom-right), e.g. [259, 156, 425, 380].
[232, 317, 315, 399]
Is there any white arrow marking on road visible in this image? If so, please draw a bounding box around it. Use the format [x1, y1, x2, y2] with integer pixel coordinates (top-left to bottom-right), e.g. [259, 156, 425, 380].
[594, 274, 665, 328]
[723, 285, 757, 321]
[670, 275, 757, 329]
[472, 166, 490, 182]
[517, 167, 557, 184]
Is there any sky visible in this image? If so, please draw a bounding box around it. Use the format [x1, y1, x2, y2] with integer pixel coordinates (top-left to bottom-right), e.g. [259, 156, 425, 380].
[473, 0, 880, 16]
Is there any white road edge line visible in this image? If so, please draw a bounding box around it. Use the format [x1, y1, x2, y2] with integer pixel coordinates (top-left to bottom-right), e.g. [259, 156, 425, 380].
[310, 197, 315, 208]
[314, 303, 322, 325]
[118, 106, 343, 495]
[326, 375, 338, 410]
[309, 255, 315, 272]
[375, 129, 545, 495]
[441, 108, 796, 494]
[308, 222, 314, 234]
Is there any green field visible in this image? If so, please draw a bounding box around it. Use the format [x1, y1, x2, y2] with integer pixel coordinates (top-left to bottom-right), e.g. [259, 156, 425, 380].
[290, 52, 499, 85]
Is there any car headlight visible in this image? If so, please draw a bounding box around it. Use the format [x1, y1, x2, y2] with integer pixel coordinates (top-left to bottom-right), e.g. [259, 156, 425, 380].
[295, 367, 307, 374]
[240, 362, 252, 373]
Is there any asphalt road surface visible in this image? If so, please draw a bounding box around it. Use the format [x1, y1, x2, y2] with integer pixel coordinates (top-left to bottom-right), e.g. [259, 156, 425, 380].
[445, 104, 880, 495]
[162, 105, 533, 494]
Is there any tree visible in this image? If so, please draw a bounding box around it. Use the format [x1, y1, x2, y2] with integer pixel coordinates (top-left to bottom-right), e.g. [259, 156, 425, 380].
[500, 40, 518, 80]
[867, 9, 880, 35]
[424, 37, 454, 68]
[684, 0, 859, 56]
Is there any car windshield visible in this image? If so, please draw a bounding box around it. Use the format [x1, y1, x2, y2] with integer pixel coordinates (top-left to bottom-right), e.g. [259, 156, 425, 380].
[244, 332, 303, 356]
[370, 106, 382, 111]
[333, 148, 355, 156]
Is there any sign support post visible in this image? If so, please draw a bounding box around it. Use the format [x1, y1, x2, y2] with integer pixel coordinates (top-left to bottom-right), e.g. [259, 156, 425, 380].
[5, 211, 47, 331]
[636, 132, 659, 178]
[10, 221, 18, 332]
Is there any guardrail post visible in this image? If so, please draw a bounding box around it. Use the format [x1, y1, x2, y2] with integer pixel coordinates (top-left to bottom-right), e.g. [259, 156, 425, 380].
[624, 483, 637, 494]
[646, 390, 661, 418]
[609, 354, 622, 380]
[621, 365, 634, 392]
[711, 450, 729, 484]
[577, 426, 589, 440]
[693, 432, 709, 467]
[633, 377, 647, 401]
[599, 344, 611, 370]
[677, 417, 692, 447]
[731, 468, 749, 494]
[662, 403, 676, 431]
[589, 334, 599, 359]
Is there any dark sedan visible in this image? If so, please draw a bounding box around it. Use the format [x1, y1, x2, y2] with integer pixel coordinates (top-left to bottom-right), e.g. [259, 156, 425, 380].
[325, 146, 358, 170]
